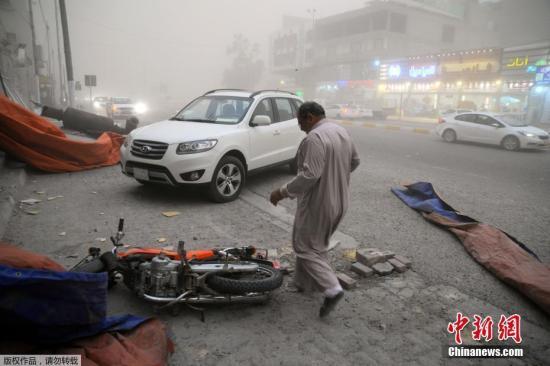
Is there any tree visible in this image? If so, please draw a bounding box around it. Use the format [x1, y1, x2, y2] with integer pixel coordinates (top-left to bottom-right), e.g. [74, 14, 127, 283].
[222, 34, 264, 89]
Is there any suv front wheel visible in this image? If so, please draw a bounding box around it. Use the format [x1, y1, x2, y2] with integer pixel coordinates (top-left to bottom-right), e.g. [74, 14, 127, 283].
[208, 156, 245, 203]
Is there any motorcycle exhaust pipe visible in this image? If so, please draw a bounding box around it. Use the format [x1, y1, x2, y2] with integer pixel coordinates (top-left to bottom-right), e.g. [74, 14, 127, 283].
[142, 293, 269, 305]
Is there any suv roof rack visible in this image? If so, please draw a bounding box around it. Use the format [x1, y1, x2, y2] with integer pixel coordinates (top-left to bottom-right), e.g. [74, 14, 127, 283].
[250, 90, 296, 98]
[203, 89, 249, 95]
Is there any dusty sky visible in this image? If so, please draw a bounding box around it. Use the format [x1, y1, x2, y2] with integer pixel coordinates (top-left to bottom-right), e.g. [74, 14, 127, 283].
[34, 0, 364, 109]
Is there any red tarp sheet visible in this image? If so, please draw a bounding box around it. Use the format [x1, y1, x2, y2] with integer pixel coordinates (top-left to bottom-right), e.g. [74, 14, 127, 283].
[0, 96, 123, 172]
[424, 213, 550, 315]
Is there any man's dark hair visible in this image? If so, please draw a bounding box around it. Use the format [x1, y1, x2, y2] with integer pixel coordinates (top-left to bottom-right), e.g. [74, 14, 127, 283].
[298, 101, 325, 119]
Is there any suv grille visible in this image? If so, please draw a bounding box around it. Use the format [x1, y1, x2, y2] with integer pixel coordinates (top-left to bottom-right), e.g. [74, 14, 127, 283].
[539, 135, 549, 140]
[130, 140, 168, 160]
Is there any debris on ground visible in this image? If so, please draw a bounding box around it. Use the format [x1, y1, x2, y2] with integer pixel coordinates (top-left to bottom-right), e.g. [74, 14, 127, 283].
[47, 195, 64, 201]
[95, 237, 107, 242]
[59, 232, 66, 236]
[20, 198, 41, 205]
[162, 211, 180, 217]
[336, 272, 357, 289]
[24, 209, 40, 215]
[157, 238, 167, 243]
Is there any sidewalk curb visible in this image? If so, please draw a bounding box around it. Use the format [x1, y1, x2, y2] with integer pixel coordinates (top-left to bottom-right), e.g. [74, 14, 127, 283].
[337, 120, 434, 135]
[239, 189, 358, 249]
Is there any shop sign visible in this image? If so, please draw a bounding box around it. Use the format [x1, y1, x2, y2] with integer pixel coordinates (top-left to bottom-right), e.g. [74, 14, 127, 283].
[380, 63, 405, 80]
[505, 56, 529, 69]
[409, 64, 436, 78]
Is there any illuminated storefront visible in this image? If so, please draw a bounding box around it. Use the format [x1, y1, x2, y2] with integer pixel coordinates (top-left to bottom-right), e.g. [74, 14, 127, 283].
[378, 59, 441, 117]
[500, 42, 550, 113]
[378, 48, 502, 116]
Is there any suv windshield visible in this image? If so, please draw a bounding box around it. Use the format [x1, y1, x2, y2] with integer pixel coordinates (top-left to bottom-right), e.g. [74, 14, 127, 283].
[173, 96, 252, 124]
[496, 114, 528, 127]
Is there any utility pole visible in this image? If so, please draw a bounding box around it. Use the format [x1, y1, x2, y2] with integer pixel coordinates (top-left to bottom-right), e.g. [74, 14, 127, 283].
[59, 0, 75, 107]
[54, 0, 67, 106]
[28, 0, 41, 103]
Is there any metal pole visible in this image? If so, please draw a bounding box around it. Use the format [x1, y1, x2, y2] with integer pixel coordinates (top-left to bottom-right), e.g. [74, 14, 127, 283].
[54, 0, 66, 106]
[28, 0, 41, 103]
[59, 0, 74, 107]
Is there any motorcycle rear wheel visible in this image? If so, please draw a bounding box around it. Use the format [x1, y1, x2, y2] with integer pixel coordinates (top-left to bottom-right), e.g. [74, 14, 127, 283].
[207, 263, 283, 294]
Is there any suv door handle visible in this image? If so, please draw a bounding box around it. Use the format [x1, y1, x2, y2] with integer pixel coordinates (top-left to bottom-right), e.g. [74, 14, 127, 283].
[273, 130, 281, 136]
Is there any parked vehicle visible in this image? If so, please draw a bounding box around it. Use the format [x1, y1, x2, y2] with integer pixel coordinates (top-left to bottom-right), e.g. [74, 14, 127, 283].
[71, 219, 283, 314]
[92, 96, 111, 116]
[325, 104, 360, 119]
[325, 102, 385, 120]
[436, 112, 550, 151]
[120, 89, 305, 202]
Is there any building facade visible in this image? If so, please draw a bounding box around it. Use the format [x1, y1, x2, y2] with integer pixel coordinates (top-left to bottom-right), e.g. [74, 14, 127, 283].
[270, 0, 500, 103]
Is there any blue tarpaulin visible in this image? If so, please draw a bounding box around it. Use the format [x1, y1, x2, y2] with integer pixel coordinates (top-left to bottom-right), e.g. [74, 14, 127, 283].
[0, 264, 147, 343]
[391, 181, 477, 223]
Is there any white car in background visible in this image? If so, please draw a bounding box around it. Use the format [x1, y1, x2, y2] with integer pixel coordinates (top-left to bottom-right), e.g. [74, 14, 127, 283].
[120, 89, 305, 202]
[436, 112, 550, 151]
[325, 104, 361, 119]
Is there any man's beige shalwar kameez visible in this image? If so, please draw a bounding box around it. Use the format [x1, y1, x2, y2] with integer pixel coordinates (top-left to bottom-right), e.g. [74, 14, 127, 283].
[282, 119, 360, 292]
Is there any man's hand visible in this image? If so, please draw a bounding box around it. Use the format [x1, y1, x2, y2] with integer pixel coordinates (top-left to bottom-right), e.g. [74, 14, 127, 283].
[270, 189, 284, 206]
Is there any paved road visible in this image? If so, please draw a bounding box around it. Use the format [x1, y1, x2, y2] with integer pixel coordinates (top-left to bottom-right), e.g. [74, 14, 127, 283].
[245, 120, 550, 327]
[3, 120, 550, 364]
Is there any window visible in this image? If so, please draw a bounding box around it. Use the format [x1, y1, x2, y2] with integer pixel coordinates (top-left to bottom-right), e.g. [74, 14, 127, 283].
[176, 96, 252, 124]
[389, 13, 407, 33]
[476, 114, 501, 127]
[252, 99, 275, 123]
[455, 114, 477, 123]
[348, 15, 370, 35]
[374, 38, 385, 50]
[274, 98, 295, 122]
[291, 99, 303, 115]
[372, 11, 388, 31]
[442, 25, 455, 43]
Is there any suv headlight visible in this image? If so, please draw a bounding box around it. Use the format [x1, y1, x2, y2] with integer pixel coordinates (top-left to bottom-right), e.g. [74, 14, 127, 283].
[519, 131, 536, 138]
[176, 139, 217, 154]
[123, 135, 133, 148]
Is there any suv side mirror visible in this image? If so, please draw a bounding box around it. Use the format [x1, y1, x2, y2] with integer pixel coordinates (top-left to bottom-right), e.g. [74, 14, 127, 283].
[491, 123, 501, 128]
[251, 115, 271, 126]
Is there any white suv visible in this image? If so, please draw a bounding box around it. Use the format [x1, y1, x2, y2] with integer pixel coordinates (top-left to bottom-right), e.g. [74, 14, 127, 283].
[120, 89, 305, 202]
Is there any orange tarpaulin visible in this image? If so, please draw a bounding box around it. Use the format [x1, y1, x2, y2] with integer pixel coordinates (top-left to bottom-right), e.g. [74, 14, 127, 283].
[0, 96, 124, 172]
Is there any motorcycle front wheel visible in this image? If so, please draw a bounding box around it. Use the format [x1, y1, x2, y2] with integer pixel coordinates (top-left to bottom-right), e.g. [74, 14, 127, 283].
[207, 263, 283, 294]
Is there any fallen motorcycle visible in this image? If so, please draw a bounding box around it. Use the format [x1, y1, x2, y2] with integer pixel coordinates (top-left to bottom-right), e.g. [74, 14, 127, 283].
[70, 219, 283, 314]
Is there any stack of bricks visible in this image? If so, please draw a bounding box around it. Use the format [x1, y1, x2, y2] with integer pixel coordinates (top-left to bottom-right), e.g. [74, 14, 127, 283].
[351, 248, 411, 277]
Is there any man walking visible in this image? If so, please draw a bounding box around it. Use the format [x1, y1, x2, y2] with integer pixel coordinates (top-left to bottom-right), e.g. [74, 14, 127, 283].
[270, 101, 360, 317]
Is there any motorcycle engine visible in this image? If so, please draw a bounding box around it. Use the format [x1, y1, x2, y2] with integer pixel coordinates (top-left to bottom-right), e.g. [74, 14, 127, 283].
[137, 254, 181, 298]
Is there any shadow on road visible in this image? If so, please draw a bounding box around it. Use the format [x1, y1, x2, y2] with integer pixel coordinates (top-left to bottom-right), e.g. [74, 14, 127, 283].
[435, 139, 549, 154]
[126, 182, 207, 205]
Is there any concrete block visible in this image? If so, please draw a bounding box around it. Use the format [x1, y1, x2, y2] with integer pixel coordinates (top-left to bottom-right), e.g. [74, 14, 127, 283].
[388, 258, 408, 273]
[394, 255, 412, 268]
[372, 262, 394, 276]
[356, 249, 385, 266]
[350, 262, 374, 277]
[336, 272, 357, 289]
[380, 250, 395, 260]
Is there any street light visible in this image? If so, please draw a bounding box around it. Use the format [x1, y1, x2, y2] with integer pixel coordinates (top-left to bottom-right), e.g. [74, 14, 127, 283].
[307, 8, 317, 26]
